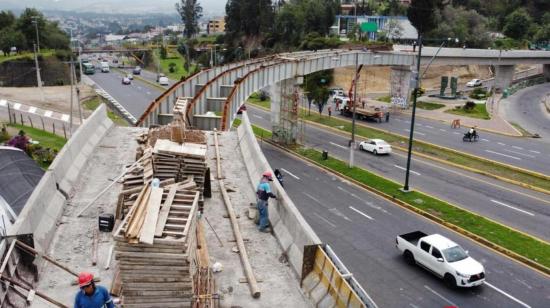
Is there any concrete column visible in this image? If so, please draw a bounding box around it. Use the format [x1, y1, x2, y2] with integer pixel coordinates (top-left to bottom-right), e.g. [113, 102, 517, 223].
[495, 65, 515, 91]
[390, 66, 412, 108]
[543, 64, 550, 81]
[269, 78, 298, 144]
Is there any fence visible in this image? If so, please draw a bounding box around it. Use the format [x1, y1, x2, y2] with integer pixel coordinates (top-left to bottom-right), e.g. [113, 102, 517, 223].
[2, 104, 71, 139]
[504, 76, 546, 98]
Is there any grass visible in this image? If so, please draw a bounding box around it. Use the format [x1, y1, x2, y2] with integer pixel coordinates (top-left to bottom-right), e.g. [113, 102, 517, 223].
[243, 121, 550, 270]
[511, 122, 533, 137]
[247, 93, 271, 110]
[154, 48, 192, 81]
[445, 103, 490, 120]
[416, 101, 445, 110]
[0, 50, 54, 64]
[376, 95, 391, 103]
[7, 124, 66, 150]
[83, 97, 129, 126]
[272, 106, 550, 192]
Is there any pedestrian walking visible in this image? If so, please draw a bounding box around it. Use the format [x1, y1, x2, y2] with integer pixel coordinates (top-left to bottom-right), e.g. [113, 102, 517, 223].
[74, 272, 114, 308]
[328, 105, 332, 117]
[385, 111, 390, 122]
[335, 99, 340, 111]
[256, 171, 277, 233]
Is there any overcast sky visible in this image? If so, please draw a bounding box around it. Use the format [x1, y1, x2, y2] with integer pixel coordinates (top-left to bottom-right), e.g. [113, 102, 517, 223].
[1, 0, 226, 15]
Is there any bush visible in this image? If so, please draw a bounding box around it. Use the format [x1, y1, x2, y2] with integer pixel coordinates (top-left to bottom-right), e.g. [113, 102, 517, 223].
[168, 62, 177, 73]
[54, 49, 72, 61]
[259, 90, 270, 101]
[470, 87, 487, 99]
[7, 130, 29, 151]
[464, 101, 476, 110]
[0, 125, 10, 143]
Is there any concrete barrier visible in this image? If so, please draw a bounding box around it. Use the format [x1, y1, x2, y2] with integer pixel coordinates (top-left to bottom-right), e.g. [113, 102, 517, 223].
[8, 104, 113, 253]
[237, 112, 322, 277]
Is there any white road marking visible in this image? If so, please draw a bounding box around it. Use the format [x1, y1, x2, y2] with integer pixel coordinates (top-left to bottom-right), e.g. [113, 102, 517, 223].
[44, 111, 53, 118]
[13, 103, 21, 110]
[329, 208, 352, 221]
[394, 165, 420, 176]
[498, 142, 506, 146]
[425, 125, 434, 129]
[404, 129, 426, 136]
[528, 150, 540, 154]
[512, 145, 523, 150]
[61, 114, 70, 122]
[252, 114, 263, 119]
[349, 206, 373, 220]
[395, 118, 402, 121]
[337, 186, 351, 194]
[424, 285, 458, 308]
[137, 86, 142, 90]
[313, 212, 337, 228]
[490, 199, 535, 216]
[484, 282, 531, 308]
[0, 99, 6, 106]
[485, 150, 521, 160]
[304, 192, 324, 207]
[330, 141, 347, 149]
[439, 128, 446, 132]
[417, 123, 423, 126]
[453, 132, 460, 135]
[28, 107, 37, 113]
[481, 138, 489, 142]
[515, 279, 532, 290]
[503, 149, 536, 158]
[281, 168, 300, 180]
[404, 120, 411, 124]
[146, 91, 151, 95]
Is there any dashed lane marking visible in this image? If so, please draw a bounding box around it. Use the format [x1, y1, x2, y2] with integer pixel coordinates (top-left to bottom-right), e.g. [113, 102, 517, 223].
[349, 206, 374, 220]
[490, 199, 535, 216]
[503, 149, 535, 158]
[423, 285, 458, 308]
[313, 212, 337, 228]
[281, 168, 300, 180]
[330, 142, 347, 150]
[485, 150, 521, 160]
[394, 164, 421, 176]
[404, 129, 426, 136]
[484, 282, 531, 308]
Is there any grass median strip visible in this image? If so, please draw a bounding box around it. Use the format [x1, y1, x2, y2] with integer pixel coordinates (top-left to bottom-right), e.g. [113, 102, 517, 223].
[247, 101, 550, 192]
[235, 117, 550, 271]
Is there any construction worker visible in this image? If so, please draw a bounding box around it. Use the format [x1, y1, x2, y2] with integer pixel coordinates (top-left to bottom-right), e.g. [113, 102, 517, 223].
[74, 272, 114, 308]
[256, 171, 277, 233]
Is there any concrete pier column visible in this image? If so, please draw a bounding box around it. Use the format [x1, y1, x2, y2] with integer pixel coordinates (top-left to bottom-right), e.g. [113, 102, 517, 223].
[390, 66, 412, 108]
[269, 78, 299, 144]
[543, 64, 550, 81]
[495, 65, 515, 91]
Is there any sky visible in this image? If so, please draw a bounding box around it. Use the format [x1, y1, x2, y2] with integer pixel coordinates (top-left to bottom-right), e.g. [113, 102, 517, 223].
[0, 0, 226, 15]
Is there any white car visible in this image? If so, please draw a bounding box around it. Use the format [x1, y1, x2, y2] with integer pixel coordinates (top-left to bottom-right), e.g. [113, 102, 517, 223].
[466, 79, 482, 87]
[158, 76, 169, 86]
[126, 74, 134, 80]
[359, 139, 392, 155]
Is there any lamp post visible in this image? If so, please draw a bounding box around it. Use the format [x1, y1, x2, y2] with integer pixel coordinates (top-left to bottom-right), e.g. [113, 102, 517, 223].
[31, 16, 40, 53]
[349, 52, 359, 168]
[403, 34, 422, 192]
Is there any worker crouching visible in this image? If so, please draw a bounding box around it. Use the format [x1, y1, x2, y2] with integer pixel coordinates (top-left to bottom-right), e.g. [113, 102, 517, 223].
[256, 171, 277, 233]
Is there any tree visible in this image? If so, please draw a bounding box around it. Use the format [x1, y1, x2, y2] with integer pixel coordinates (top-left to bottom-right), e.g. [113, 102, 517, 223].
[0, 28, 25, 55]
[16, 8, 46, 50]
[407, 0, 442, 35]
[303, 70, 333, 116]
[503, 8, 532, 40]
[175, 0, 203, 39]
[0, 10, 16, 31]
[224, 0, 274, 47]
[160, 45, 168, 59]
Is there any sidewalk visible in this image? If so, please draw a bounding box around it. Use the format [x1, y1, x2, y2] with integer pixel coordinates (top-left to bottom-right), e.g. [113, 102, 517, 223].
[408, 95, 522, 137]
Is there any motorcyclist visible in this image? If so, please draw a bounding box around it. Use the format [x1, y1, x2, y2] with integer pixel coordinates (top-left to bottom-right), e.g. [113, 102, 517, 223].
[274, 169, 284, 187]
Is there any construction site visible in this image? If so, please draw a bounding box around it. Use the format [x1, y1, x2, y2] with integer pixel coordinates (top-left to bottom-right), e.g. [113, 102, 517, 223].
[0, 94, 366, 307]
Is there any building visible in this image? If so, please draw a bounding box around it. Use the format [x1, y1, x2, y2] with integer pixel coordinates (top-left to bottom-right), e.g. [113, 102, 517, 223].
[334, 15, 417, 42]
[207, 18, 225, 34]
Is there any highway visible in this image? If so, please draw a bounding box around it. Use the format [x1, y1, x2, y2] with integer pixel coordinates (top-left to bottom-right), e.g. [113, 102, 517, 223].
[501, 83, 550, 143]
[328, 105, 550, 177]
[249, 105, 550, 241]
[260, 141, 549, 308]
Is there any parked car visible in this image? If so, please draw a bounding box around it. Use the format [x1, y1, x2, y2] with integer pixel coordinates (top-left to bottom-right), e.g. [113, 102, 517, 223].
[122, 77, 131, 85]
[396, 231, 485, 288]
[126, 74, 134, 80]
[133, 66, 141, 75]
[158, 76, 169, 86]
[466, 79, 482, 87]
[358, 139, 392, 155]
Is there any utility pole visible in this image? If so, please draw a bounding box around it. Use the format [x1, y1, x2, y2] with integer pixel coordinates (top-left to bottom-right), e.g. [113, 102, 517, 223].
[32, 16, 40, 53]
[349, 52, 359, 168]
[33, 43, 44, 102]
[403, 34, 422, 192]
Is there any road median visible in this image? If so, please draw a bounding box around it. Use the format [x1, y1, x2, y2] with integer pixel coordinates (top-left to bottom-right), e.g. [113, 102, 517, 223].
[235, 116, 550, 276]
[248, 102, 550, 194]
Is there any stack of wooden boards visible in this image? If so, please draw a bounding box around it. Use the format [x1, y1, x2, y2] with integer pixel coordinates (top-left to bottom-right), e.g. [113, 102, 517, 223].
[113, 179, 201, 307]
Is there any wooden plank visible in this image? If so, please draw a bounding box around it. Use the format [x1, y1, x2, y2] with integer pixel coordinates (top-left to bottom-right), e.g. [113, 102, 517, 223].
[182, 192, 200, 238]
[155, 185, 177, 237]
[126, 186, 152, 239]
[139, 187, 164, 245]
[91, 229, 98, 265]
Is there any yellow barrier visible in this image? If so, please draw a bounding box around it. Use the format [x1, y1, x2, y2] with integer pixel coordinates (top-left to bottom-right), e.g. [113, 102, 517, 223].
[304, 245, 368, 308]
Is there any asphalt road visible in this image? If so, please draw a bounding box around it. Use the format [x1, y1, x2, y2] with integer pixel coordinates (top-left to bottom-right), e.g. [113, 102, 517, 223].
[324, 105, 550, 177]
[87, 67, 160, 119]
[260, 142, 549, 308]
[248, 106, 550, 242]
[501, 83, 550, 143]
[120, 68, 177, 88]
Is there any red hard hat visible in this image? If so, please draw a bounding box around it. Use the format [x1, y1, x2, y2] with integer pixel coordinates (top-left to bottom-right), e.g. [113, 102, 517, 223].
[262, 171, 273, 179]
[78, 272, 94, 287]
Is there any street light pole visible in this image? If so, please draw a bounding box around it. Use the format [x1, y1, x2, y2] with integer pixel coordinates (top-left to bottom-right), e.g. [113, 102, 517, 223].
[403, 34, 422, 191]
[32, 16, 40, 53]
[349, 52, 359, 168]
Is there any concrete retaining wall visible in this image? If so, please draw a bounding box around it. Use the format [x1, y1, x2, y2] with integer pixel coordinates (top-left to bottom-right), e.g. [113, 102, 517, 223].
[237, 112, 322, 277]
[8, 104, 113, 252]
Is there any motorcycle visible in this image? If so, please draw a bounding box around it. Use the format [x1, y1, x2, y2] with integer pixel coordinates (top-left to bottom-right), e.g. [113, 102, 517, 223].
[274, 169, 284, 187]
[463, 131, 479, 142]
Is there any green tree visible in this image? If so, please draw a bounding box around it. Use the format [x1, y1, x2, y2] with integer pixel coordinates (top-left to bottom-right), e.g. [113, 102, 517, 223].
[16, 8, 46, 50]
[175, 0, 203, 39]
[304, 70, 333, 115]
[503, 8, 532, 40]
[0, 10, 16, 31]
[160, 45, 168, 59]
[224, 0, 274, 46]
[0, 28, 25, 56]
[407, 0, 442, 35]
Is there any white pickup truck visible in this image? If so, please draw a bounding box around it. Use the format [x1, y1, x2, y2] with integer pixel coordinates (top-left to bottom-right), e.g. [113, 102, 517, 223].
[396, 231, 485, 288]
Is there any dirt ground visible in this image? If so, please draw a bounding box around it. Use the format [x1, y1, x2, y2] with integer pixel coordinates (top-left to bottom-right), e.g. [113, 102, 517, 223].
[0, 85, 96, 115]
